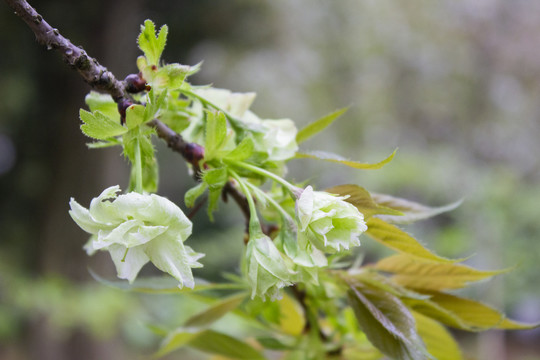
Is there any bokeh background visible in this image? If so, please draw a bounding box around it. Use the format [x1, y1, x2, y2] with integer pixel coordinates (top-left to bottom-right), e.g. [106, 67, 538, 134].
[1, 0, 539, 359]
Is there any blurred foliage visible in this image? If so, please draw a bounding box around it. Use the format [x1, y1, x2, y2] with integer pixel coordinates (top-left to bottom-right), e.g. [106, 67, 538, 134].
[1, 0, 540, 359]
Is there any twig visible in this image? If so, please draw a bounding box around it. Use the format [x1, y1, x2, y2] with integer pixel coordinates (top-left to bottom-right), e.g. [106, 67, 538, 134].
[4, 0, 128, 102]
[5, 0, 253, 226]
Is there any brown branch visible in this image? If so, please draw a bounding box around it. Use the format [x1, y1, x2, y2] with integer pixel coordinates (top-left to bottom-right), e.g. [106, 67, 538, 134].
[5, 0, 128, 102]
[6, 0, 255, 233]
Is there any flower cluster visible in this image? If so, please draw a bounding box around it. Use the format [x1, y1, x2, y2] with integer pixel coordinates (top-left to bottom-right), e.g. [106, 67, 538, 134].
[69, 186, 203, 288]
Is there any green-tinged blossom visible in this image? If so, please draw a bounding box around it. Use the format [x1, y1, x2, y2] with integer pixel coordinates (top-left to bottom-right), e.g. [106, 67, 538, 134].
[69, 186, 203, 288]
[296, 186, 367, 253]
[244, 231, 295, 301]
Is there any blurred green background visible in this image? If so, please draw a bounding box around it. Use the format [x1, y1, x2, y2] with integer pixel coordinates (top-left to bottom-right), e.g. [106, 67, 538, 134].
[1, 0, 539, 359]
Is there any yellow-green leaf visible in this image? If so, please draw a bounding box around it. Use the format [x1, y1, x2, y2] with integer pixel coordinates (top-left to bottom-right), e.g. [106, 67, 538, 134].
[366, 218, 452, 263]
[184, 293, 247, 330]
[325, 184, 403, 219]
[155, 329, 199, 358]
[374, 254, 504, 291]
[188, 330, 266, 360]
[295, 149, 396, 170]
[407, 291, 504, 331]
[277, 294, 305, 336]
[413, 311, 463, 360]
[296, 107, 349, 144]
[371, 193, 462, 224]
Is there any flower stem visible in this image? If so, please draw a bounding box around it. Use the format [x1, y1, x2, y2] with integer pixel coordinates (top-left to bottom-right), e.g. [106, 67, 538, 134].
[134, 136, 143, 194]
[229, 170, 261, 235]
[228, 160, 298, 195]
[244, 181, 293, 223]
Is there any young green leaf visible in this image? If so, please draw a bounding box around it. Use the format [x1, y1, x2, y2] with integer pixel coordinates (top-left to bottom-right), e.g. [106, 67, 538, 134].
[347, 283, 430, 360]
[184, 293, 247, 330]
[125, 104, 146, 129]
[204, 111, 228, 161]
[85, 91, 119, 122]
[80, 109, 127, 140]
[295, 149, 396, 170]
[277, 294, 305, 336]
[371, 193, 463, 224]
[325, 184, 403, 219]
[366, 218, 453, 263]
[374, 254, 506, 291]
[296, 106, 349, 144]
[188, 329, 266, 359]
[413, 311, 463, 360]
[138, 19, 168, 65]
[225, 136, 255, 161]
[185, 183, 208, 208]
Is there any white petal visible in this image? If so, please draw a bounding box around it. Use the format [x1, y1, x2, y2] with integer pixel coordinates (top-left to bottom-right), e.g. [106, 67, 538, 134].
[108, 244, 150, 282]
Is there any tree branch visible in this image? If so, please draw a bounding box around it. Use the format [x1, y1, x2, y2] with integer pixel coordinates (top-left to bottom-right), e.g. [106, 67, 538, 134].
[6, 0, 254, 231]
[5, 0, 128, 101]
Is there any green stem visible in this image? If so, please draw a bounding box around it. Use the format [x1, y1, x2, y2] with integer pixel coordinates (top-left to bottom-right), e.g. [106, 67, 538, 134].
[227, 160, 298, 194]
[229, 170, 261, 234]
[134, 136, 143, 194]
[244, 181, 293, 222]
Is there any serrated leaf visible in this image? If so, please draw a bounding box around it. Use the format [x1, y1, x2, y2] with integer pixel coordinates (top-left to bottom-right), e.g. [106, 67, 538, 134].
[185, 183, 208, 208]
[366, 218, 453, 263]
[296, 107, 349, 144]
[205, 111, 228, 161]
[277, 294, 305, 336]
[138, 20, 168, 65]
[420, 291, 540, 331]
[85, 91, 119, 122]
[184, 293, 247, 330]
[325, 184, 403, 219]
[405, 291, 523, 331]
[374, 254, 505, 291]
[296, 149, 396, 170]
[203, 167, 228, 189]
[225, 136, 255, 161]
[80, 109, 127, 140]
[188, 329, 266, 360]
[125, 104, 146, 129]
[413, 311, 463, 360]
[371, 193, 463, 224]
[347, 283, 429, 360]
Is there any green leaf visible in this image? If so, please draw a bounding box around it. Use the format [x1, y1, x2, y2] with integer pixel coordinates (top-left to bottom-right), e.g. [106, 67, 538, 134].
[138, 19, 168, 65]
[203, 167, 228, 189]
[347, 283, 429, 360]
[205, 111, 228, 161]
[188, 329, 266, 359]
[225, 136, 255, 161]
[374, 254, 505, 291]
[366, 218, 453, 263]
[325, 184, 403, 219]
[296, 106, 349, 144]
[85, 91, 119, 122]
[419, 291, 539, 331]
[184, 293, 247, 329]
[89, 269, 245, 294]
[277, 294, 305, 336]
[185, 183, 208, 208]
[295, 149, 396, 170]
[413, 311, 463, 360]
[155, 329, 199, 358]
[125, 104, 146, 129]
[79, 109, 127, 140]
[370, 193, 463, 224]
